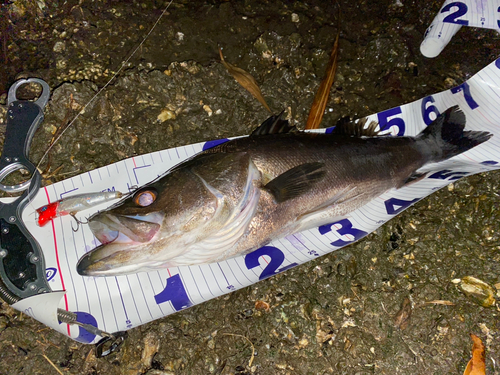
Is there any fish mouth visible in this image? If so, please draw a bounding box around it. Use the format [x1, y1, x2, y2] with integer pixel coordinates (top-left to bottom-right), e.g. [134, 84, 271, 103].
[77, 212, 164, 276]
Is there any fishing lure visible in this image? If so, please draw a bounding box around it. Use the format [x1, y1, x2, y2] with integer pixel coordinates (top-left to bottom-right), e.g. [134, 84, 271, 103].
[36, 191, 123, 226]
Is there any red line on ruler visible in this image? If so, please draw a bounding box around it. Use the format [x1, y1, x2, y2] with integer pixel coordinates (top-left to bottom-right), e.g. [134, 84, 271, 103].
[167, 268, 171, 277]
[43, 187, 71, 336]
[132, 157, 137, 168]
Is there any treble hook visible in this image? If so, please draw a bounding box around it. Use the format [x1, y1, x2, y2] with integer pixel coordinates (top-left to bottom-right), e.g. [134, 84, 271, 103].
[70, 214, 88, 232]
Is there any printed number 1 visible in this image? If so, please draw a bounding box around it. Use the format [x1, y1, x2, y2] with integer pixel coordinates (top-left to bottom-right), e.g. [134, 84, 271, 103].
[154, 274, 193, 311]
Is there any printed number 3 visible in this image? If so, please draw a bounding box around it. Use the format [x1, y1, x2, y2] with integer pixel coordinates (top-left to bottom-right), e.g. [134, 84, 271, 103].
[319, 219, 368, 247]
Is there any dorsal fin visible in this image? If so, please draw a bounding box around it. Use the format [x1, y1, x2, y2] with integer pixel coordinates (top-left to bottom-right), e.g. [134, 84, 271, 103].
[332, 117, 380, 137]
[250, 111, 297, 136]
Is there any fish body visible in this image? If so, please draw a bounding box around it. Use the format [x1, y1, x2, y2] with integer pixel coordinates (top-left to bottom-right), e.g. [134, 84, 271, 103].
[77, 107, 491, 276]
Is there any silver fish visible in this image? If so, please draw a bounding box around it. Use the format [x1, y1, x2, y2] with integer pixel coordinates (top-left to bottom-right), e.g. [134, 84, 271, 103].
[77, 106, 491, 276]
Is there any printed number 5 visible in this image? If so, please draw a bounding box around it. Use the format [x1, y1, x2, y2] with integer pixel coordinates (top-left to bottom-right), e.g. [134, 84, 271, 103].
[377, 107, 405, 136]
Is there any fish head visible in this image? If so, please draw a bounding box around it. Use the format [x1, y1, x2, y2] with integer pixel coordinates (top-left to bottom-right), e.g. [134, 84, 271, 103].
[77, 165, 223, 276]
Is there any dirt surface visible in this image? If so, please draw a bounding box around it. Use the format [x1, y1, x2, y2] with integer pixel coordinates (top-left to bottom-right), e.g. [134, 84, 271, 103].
[1, 0, 500, 374]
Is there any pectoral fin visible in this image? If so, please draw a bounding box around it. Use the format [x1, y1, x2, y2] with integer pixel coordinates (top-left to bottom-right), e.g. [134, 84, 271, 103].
[264, 162, 326, 203]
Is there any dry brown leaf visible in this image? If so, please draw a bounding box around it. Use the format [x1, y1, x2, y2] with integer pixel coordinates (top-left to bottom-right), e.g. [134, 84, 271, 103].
[219, 48, 271, 113]
[305, 32, 340, 129]
[393, 296, 412, 330]
[424, 300, 455, 306]
[463, 334, 486, 375]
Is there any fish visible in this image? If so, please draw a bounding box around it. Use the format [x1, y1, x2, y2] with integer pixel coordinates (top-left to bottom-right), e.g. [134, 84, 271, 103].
[76, 106, 492, 276]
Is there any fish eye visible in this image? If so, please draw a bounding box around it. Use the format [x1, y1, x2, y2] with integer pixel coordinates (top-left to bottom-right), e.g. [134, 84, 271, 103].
[133, 188, 157, 207]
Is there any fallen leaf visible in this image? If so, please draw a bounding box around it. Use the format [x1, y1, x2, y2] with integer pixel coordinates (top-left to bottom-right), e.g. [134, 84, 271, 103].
[459, 276, 496, 308]
[463, 334, 486, 375]
[393, 296, 412, 330]
[305, 32, 339, 129]
[219, 48, 271, 113]
[424, 300, 455, 306]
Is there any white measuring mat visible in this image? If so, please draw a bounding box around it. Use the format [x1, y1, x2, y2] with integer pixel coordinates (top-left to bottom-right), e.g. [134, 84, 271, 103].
[11, 57, 500, 344]
[421, 0, 500, 57]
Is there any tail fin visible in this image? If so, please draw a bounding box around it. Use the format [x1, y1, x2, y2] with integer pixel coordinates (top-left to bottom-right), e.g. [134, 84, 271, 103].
[417, 106, 492, 162]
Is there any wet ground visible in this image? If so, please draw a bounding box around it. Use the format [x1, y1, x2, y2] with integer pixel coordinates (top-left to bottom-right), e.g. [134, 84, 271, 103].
[1, 0, 500, 374]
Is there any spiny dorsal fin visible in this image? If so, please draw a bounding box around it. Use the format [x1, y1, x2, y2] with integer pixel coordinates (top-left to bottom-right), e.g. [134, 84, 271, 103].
[264, 162, 326, 203]
[332, 117, 380, 137]
[251, 111, 297, 136]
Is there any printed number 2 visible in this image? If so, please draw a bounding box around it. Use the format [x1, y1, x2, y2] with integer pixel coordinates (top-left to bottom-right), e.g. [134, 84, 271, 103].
[154, 274, 193, 311]
[441, 2, 469, 25]
[377, 107, 405, 136]
[451, 82, 479, 110]
[318, 219, 368, 247]
[245, 246, 298, 280]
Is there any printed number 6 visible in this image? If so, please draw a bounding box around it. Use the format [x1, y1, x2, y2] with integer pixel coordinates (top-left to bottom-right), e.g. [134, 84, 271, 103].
[421, 96, 440, 126]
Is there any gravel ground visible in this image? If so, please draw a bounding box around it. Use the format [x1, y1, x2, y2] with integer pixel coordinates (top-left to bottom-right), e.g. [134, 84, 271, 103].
[0, 0, 499, 374]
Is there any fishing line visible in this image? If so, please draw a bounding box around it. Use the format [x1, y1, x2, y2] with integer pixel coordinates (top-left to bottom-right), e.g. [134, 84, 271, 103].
[35, 0, 175, 170]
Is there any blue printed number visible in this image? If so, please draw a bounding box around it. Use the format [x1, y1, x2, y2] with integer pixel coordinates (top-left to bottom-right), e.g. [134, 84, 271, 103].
[154, 274, 193, 311]
[203, 139, 229, 151]
[421, 96, 440, 126]
[245, 246, 298, 280]
[384, 197, 420, 215]
[377, 107, 405, 136]
[441, 2, 469, 25]
[429, 169, 469, 181]
[497, 6, 500, 29]
[59, 311, 97, 344]
[451, 82, 479, 110]
[319, 219, 368, 247]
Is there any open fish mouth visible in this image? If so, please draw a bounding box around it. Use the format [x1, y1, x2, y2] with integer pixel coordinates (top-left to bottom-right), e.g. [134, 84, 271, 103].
[76, 212, 165, 276]
[89, 213, 164, 245]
